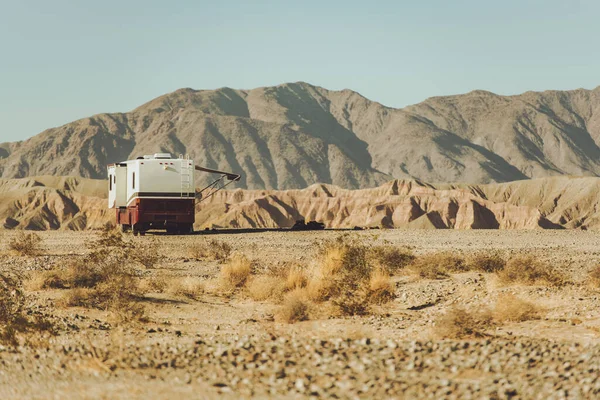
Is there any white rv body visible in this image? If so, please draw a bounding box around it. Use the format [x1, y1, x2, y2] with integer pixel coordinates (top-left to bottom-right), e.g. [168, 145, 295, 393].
[107, 153, 195, 209]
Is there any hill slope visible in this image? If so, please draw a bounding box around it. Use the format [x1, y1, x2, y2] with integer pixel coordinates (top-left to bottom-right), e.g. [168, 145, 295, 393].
[1, 83, 600, 189]
[1, 176, 598, 231]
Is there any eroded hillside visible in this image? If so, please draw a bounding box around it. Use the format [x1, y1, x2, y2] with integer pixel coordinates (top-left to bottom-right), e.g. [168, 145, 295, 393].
[1, 176, 598, 230]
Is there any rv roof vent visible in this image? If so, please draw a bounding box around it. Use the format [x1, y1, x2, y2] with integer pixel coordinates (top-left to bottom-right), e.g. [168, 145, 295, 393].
[153, 153, 172, 159]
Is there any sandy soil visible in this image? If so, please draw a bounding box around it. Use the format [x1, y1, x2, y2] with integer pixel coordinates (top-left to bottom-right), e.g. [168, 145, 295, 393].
[1, 229, 599, 399]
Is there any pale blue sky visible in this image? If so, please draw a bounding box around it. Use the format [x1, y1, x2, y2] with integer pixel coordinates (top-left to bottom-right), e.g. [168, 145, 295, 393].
[1, 0, 599, 142]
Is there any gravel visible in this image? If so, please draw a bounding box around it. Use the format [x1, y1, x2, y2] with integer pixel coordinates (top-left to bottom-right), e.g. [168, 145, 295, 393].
[1, 336, 599, 399]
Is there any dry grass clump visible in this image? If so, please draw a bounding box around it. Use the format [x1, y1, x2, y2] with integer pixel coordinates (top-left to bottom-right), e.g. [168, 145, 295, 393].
[588, 266, 600, 289]
[261, 238, 397, 322]
[368, 267, 395, 305]
[408, 252, 468, 279]
[275, 289, 310, 323]
[285, 266, 308, 291]
[493, 294, 542, 322]
[9, 231, 42, 256]
[468, 254, 506, 273]
[138, 275, 168, 293]
[497, 256, 567, 287]
[243, 263, 308, 302]
[434, 307, 494, 339]
[306, 237, 395, 316]
[368, 246, 415, 274]
[246, 275, 285, 301]
[0, 271, 54, 346]
[188, 240, 232, 261]
[26, 269, 70, 291]
[165, 276, 204, 300]
[220, 254, 252, 290]
[31, 229, 150, 323]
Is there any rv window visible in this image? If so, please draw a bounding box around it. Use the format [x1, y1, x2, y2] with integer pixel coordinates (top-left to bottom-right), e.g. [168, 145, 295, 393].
[109, 175, 112, 191]
[132, 172, 135, 189]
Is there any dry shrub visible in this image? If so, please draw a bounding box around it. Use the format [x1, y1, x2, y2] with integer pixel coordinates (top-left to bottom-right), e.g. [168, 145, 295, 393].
[188, 240, 232, 261]
[130, 240, 160, 268]
[0, 271, 54, 346]
[498, 256, 566, 287]
[493, 294, 542, 322]
[588, 266, 600, 289]
[138, 275, 168, 293]
[369, 246, 415, 274]
[275, 289, 310, 323]
[434, 307, 493, 339]
[63, 274, 143, 308]
[166, 276, 204, 300]
[45, 230, 149, 323]
[368, 268, 395, 305]
[246, 275, 285, 301]
[306, 237, 395, 316]
[220, 254, 252, 289]
[9, 231, 42, 256]
[468, 254, 506, 273]
[409, 252, 468, 279]
[26, 269, 69, 291]
[243, 238, 398, 322]
[285, 266, 308, 291]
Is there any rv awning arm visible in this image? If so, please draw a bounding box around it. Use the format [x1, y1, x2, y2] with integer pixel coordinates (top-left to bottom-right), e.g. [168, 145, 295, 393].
[194, 165, 241, 181]
[194, 164, 242, 203]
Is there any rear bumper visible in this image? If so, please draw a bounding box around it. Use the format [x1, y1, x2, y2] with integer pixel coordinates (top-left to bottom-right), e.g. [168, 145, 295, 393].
[116, 198, 195, 227]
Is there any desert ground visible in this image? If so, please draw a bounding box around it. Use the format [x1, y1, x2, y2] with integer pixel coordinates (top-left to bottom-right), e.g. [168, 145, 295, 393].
[1, 228, 600, 399]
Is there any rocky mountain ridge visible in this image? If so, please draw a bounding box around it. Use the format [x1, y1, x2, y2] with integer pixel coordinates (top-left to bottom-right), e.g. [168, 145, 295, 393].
[1, 82, 600, 189]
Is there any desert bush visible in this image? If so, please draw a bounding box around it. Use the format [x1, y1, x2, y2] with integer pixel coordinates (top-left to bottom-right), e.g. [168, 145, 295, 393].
[285, 266, 308, 291]
[63, 273, 142, 308]
[220, 254, 252, 289]
[165, 276, 204, 300]
[468, 254, 506, 273]
[588, 266, 600, 289]
[88, 228, 160, 267]
[138, 275, 168, 293]
[306, 237, 395, 316]
[434, 307, 493, 339]
[130, 239, 160, 268]
[275, 289, 310, 323]
[188, 240, 232, 261]
[242, 238, 397, 321]
[0, 271, 25, 326]
[368, 268, 395, 305]
[493, 294, 542, 322]
[308, 237, 371, 301]
[0, 270, 54, 346]
[408, 252, 468, 279]
[497, 256, 567, 287]
[62, 272, 146, 324]
[369, 246, 415, 274]
[45, 230, 150, 323]
[26, 269, 70, 291]
[9, 231, 42, 256]
[246, 275, 285, 301]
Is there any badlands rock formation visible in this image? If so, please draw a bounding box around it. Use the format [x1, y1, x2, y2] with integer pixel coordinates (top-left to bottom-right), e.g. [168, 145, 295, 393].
[1, 176, 598, 230]
[1, 83, 600, 189]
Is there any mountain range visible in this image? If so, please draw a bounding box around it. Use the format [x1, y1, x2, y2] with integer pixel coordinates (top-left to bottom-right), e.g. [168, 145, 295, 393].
[1, 82, 600, 189]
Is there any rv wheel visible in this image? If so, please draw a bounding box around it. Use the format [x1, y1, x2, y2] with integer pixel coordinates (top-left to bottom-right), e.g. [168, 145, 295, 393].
[179, 223, 193, 234]
[132, 224, 141, 236]
[121, 224, 131, 233]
